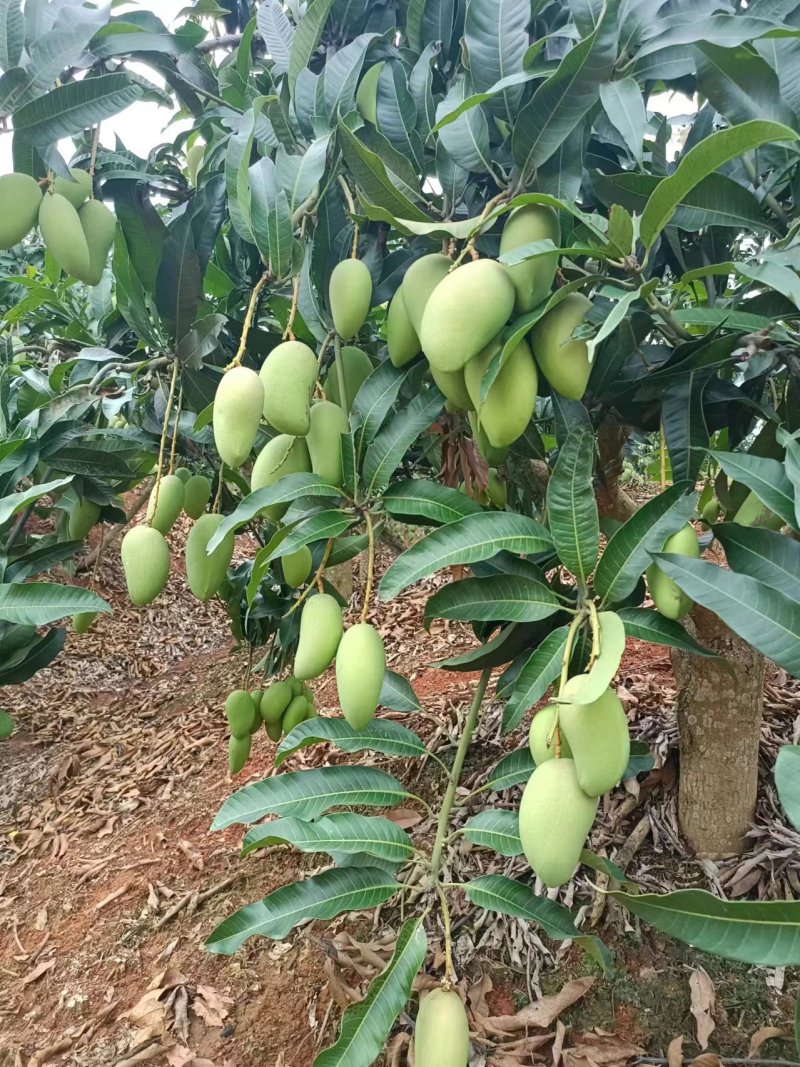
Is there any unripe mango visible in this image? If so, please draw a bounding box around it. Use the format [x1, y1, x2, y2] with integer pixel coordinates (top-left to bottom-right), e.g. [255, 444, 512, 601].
[486, 469, 506, 508]
[52, 167, 92, 208]
[336, 622, 385, 731]
[420, 259, 515, 373]
[307, 400, 349, 486]
[213, 366, 264, 468]
[78, 198, 117, 285]
[282, 695, 310, 733]
[72, 611, 97, 634]
[734, 490, 784, 530]
[183, 474, 212, 519]
[146, 474, 185, 535]
[530, 293, 593, 400]
[259, 340, 317, 435]
[500, 204, 560, 312]
[39, 192, 92, 282]
[251, 434, 311, 520]
[228, 733, 251, 773]
[283, 545, 313, 588]
[401, 254, 452, 335]
[558, 688, 630, 797]
[174, 466, 192, 484]
[464, 338, 538, 448]
[518, 759, 598, 887]
[294, 593, 343, 680]
[430, 365, 473, 411]
[414, 988, 470, 1067]
[646, 523, 699, 621]
[700, 498, 720, 527]
[355, 61, 384, 124]
[261, 680, 293, 723]
[0, 173, 42, 248]
[121, 525, 170, 605]
[323, 346, 373, 410]
[329, 258, 372, 338]
[265, 718, 283, 742]
[290, 677, 304, 697]
[69, 498, 100, 540]
[387, 289, 420, 367]
[468, 412, 509, 466]
[185, 513, 234, 601]
[528, 704, 572, 764]
[226, 689, 256, 739]
[0, 711, 12, 739]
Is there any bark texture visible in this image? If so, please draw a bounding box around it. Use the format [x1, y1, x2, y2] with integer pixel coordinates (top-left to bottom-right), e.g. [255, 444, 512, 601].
[670, 605, 765, 857]
[595, 422, 637, 521]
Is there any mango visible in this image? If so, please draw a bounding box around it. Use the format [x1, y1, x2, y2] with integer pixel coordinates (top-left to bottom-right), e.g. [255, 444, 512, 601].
[213, 366, 265, 468]
[39, 192, 92, 282]
[69, 498, 100, 540]
[249, 693, 264, 733]
[468, 412, 509, 466]
[183, 474, 212, 519]
[226, 689, 256, 739]
[282, 695, 310, 733]
[464, 338, 538, 448]
[336, 622, 385, 731]
[430, 365, 473, 411]
[261, 680, 293, 723]
[355, 61, 384, 124]
[121, 525, 170, 605]
[294, 593, 343, 680]
[78, 198, 116, 285]
[185, 513, 234, 601]
[530, 293, 593, 400]
[699, 498, 720, 528]
[307, 400, 349, 486]
[174, 466, 192, 484]
[734, 490, 784, 530]
[146, 474, 185, 535]
[323, 346, 373, 410]
[500, 204, 560, 312]
[420, 259, 515, 373]
[329, 258, 372, 338]
[265, 718, 283, 742]
[0, 711, 13, 739]
[260, 340, 318, 435]
[414, 988, 470, 1067]
[0, 173, 42, 248]
[401, 254, 452, 335]
[528, 704, 572, 764]
[283, 545, 313, 588]
[486, 469, 506, 508]
[290, 677, 304, 697]
[558, 688, 630, 797]
[518, 759, 598, 887]
[251, 434, 311, 520]
[302, 683, 314, 704]
[228, 733, 251, 773]
[387, 288, 420, 367]
[52, 167, 92, 208]
[72, 612, 97, 634]
[646, 523, 699, 620]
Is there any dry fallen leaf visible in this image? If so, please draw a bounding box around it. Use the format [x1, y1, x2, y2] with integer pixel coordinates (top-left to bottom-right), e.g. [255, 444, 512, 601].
[691, 1055, 723, 1067]
[689, 967, 716, 1050]
[487, 978, 594, 1033]
[21, 959, 55, 987]
[563, 1031, 643, 1067]
[748, 1025, 786, 1057]
[667, 1034, 684, 1067]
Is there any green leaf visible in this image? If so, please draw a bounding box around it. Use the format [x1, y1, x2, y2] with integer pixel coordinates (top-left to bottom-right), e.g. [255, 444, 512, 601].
[275, 137, 329, 214]
[611, 888, 800, 966]
[662, 372, 709, 485]
[714, 524, 800, 601]
[242, 812, 413, 862]
[0, 584, 110, 626]
[435, 74, 494, 175]
[0, 626, 65, 686]
[288, 0, 335, 95]
[314, 916, 427, 1067]
[257, 0, 294, 75]
[154, 214, 201, 342]
[560, 611, 625, 705]
[594, 483, 697, 606]
[380, 513, 552, 600]
[362, 388, 443, 496]
[485, 746, 535, 791]
[379, 669, 421, 712]
[462, 810, 522, 856]
[0, 477, 73, 526]
[463, 0, 529, 119]
[250, 155, 294, 280]
[616, 608, 716, 657]
[624, 739, 655, 779]
[775, 745, 800, 834]
[465, 875, 612, 972]
[640, 120, 799, 250]
[424, 574, 560, 626]
[696, 41, 795, 129]
[711, 451, 796, 529]
[225, 103, 261, 243]
[267, 511, 356, 561]
[338, 122, 430, 224]
[0, 0, 24, 72]
[275, 716, 426, 767]
[352, 361, 411, 465]
[376, 61, 422, 170]
[211, 766, 410, 829]
[12, 73, 144, 144]
[651, 554, 800, 678]
[429, 70, 538, 135]
[383, 479, 482, 526]
[598, 76, 647, 163]
[503, 625, 569, 732]
[112, 183, 168, 297]
[206, 866, 398, 954]
[546, 426, 599, 582]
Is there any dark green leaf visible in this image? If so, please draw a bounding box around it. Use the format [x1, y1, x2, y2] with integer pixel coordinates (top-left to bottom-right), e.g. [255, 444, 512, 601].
[616, 608, 716, 657]
[485, 747, 534, 791]
[546, 426, 598, 583]
[0, 584, 110, 626]
[599, 76, 646, 162]
[383, 479, 481, 526]
[463, 0, 529, 119]
[154, 215, 202, 342]
[774, 745, 800, 833]
[0, 0, 24, 72]
[503, 625, 569, 732]
[662, 372, 709, 485]
[288, 0, 335, 95]
[0, 626, 65, 685]
[257, 0, 294, 75]
[275, 716, 426, 767]
[696, 41, 796, 128]
[250, 155, 293, 278]
[711, 451, 796, 529]
[379, 669, 422, 712]
[242, 812, 413, 862]
[714, 523, 800, 601]
[424, 574, 560, 625]
[12, 73, 144, 144]
[206, 475, 343, 551]
[462, 810, 522, 856]
[362, 387, 443, 495]
[338, 122, 430, 224]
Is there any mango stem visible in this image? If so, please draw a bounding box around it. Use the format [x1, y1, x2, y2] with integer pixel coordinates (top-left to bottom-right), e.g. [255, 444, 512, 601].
[227, 269, 270, 370]
[150, 359, 179, 525]
[360, 510, 375, 624]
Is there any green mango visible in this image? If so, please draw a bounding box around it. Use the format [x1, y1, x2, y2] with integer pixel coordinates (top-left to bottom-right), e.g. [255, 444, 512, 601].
[530, 293, 593, 400]
[646, 523, 700, 620]
[259, 340, 318, 436]
[401, 254, 452, 335]
[699, 498, 720, 528]
[78, 198, 116, 285]
[72, 612, 97, 635]
[518, 759, 598, 888]
[226, 689, 257, 739]
[52, 167, 92, 208]
[249, 692, 264, 733]
[261, 680, 293, 723]
[251, 434, 311, 520]
[185, 514, 234, 601]
[264, 718, 283, 742]
[355, 62, 384, 123]
[69, 498, 100, 540]
[228, 733, 251, 774]
[420, 259, 515, 373]
[282, 695, 310, 733]
[174, 467, 192, 484]
[430, 365, 474, 411]
[121, 526, 170, 605]
[464, 338, 538, 448]
[528, 704, 572, 764]
[486, 469, 506, 508]
[289, 677, 304, 697]
[414, 989, 470, 1067]
[307, 400, 349, 486]
[294, 593, 344, 680]
[387, 288, 420, 367]
[182, 474, 212, 519]
[283, 545, 313, 588]
[0, 173, 42, 248]
[329, 258, 373, 338]
[38, 192, 92, 282]
[213, 366, 265, 468]
[500, 204, 560, 312]
[336, 623, 385, 731]
[558, 688, 630, 797]
[734, 490, 784, 530]
[468, 412, 509, 466]
[146, 474, 185, 535]
[323, 346, 373, 411]
[0, 711, 13, 740]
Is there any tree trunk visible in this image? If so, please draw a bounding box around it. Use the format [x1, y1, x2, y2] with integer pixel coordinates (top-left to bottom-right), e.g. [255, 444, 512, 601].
[595, 422, 637, 521]
[670, 606, 765, 857]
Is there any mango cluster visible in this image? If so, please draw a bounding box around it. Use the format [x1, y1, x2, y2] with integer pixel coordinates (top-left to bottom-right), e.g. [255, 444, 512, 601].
[225, 678, 317, 773]
[0, 169, 116, 286]
[520, 687, 630, 887]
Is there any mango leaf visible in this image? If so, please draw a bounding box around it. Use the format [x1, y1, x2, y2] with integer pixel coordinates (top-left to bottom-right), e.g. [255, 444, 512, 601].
[429, 70, 538, 134]
[275, 717, 426, 767]
[462, 810, 522, 856]
[560, 611, 625, 704]
[616, 608, 716, 657]
[712, 450, 796, 529]
[546, 426, 599, 583]
[338, 122, 430, 224]
[257, 0, 294, 75]
[12, 73, 144, 144]
[241, 812, 413, 862]
[624, 739, 655, 778]
[662, 372, 710, 485]
[250, 155, 293, 279]
[362, 388, 443, 496]
[225, 101, 266, 244]
[775, 745, 800, 833]
[0, 477, 73, 526]
[262, 511, 356, 562]
[288, 0, 335, 94]
[383, 479, 481, 526]
[211, 766, 410, 829]
[206, 475, 343, 551]
[463, 0, 529, 119]
[314, 916, 427, 1067]
[0, 0, 24, 72]
[0, 584, 110, 626]
[206, 867, 398, 954]
[713, 523, 800, 601]
[424, 574, 560, 626]
[379, 669, 421, 712]
[611, 888, 800, 966]
[154, 216, 202, 342]
[351, 361, 411, 465]
[0, 626, 65, 685]
[599, 75, 647, 163]
[503, 625, 569, 732]
[485, 747, 535, 791]
[380, 513, 552, 600]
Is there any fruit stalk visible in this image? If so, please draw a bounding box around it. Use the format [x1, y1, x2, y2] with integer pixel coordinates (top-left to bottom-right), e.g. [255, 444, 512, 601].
[360, 510, 375, 624]
[151, 360, 180, 525]
[336, 174, 359, 257]
[168, 384, 184, 474]
[333, 334, 348, 419]
[227, 269, 271, 369]
[285, 538, 334, 617]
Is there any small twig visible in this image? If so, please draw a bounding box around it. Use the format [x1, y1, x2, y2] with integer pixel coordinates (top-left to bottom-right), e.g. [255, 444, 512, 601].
[89, 355, 170, 392]
[153, 872, 242, 931]
[150, 360, 180, 524]
[168, 384, 184, 474]
[227, 269, 271, 369]
[196, 32, 244, 51]
[286, 538, 334, 616]
[89, 124, 101, 183]
[360, 511, 375, 624]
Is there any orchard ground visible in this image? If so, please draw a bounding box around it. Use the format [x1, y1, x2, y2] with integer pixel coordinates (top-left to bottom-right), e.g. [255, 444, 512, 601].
[0, 512, 798, 1066]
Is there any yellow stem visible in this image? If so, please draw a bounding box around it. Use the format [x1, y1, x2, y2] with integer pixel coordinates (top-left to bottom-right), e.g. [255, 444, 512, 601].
[227, 270, 270, 370]
[587, 599, 601, 669]
[168, 384, 183, 475]
[150, 360, 179, 526]
[336, 175, 360, 258]
[436, 884, 455, 984]
[286, 538, 334, 617]
[212, 466, 224, 514]
[660, 421, 667, 490]
[89, 124, 101, 186]
[558, 609, 588, 694]
[360, 510, 375, 624]
[283, 274, 301, 341]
